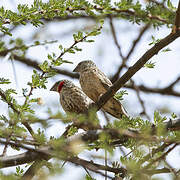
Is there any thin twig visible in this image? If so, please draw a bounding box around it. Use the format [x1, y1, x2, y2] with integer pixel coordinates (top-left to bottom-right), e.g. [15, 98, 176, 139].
[164, 159, 178, 178]
[111, 24, 150, 83]
[124, 82, 180, 97]
[109, 17, 124, 59]
[130, 79, 150, 120]
[140, 142, 172, 164]
[105, 150, 107, 180]
[82, 166, 93, 179]
[144, 143, 178, 169]
[174, 0, 180, 31]
[1, 133, 12, 156]
[125, 24, 150, 60]
[102, 111, 110, 124]
[60, 161, 67, 169]
[119, 147, 126, 157]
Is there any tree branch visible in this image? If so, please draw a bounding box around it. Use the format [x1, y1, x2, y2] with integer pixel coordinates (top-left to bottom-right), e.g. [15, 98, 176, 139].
[129, 79, 150, 120]
[0, 138, 126, 178]
[2, 6, 172, 26]
[124, 83, 180, 97]
[0, 151, 46, 168]
[95, 31, 180, 110]
[175, 0, 180, 31]
[0, 118, 179, 177]
[1, 52, 179, 97]
[0, 52, 79, 79]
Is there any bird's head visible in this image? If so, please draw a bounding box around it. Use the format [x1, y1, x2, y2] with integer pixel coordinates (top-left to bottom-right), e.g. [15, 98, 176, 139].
[73, 60, 96, 73]
[50, 80, 75, 93]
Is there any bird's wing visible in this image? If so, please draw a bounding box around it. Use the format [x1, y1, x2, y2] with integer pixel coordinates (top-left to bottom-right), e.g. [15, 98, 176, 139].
[96, 69, 112, 91]
[60, 86, 91, 114]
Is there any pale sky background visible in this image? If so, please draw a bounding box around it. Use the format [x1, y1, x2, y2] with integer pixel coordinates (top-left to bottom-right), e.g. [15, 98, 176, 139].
[0, 0, 180, 179]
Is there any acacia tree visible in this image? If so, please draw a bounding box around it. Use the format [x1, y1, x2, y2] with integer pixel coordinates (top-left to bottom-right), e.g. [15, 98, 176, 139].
[0, 0, 180, 179]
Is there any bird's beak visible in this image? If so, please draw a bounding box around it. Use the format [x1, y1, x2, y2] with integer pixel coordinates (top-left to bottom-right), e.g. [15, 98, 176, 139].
[73, 66, 78, 72]
[50, 84, 57, 91]
[50, 86, 55, 91]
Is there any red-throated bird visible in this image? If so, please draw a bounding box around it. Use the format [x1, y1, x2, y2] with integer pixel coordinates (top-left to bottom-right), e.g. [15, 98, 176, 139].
[73, 60, 128, 118]
[50, 80, 99, 130]
[50, 79, 93, 114]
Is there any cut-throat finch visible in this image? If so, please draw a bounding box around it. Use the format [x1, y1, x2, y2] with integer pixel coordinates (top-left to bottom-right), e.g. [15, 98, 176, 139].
[73, 60, 128, 119]
[50, 79, 99, 129]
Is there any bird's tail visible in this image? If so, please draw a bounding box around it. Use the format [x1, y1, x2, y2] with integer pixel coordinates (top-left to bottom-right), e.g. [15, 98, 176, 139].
[102, 97, 128, 119]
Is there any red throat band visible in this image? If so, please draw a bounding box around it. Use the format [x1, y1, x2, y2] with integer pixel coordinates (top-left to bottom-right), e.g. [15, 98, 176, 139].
[58, 81, 64, 93]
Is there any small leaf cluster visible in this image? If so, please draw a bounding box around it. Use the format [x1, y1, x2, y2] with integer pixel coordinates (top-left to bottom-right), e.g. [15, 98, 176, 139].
[15, 166, 24, 177]
[144, 61, 155, 68]
[149, 36, 161, 45]
[31, 69, 48, 89]
[114, 90, 128, 101]
[0, 78, 11, 84]
[85, 174, 96, 180]
[34, 128, 47, 144]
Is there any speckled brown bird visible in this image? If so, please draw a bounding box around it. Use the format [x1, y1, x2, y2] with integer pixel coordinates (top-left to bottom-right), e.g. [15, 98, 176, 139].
[50, 80, 99, 130]
[73, 60, 128, 118]
[50, 79, 93, 114]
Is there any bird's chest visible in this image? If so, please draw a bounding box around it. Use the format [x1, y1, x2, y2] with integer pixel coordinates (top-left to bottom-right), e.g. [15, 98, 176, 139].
[59, 88, 89, 114]
[79, 70, 100, 101]
[80, 72, 93, 89]
[60, 93, 70, 112]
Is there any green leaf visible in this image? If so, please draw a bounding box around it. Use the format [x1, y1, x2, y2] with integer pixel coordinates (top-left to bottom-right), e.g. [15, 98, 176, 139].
[34, 41, 40, 45]
[167, 0, 176, 11]
[0, 78, 11, 84]
[0, 26, 12, 36]
[0, 115, 9, 123]
[85, 39, 94, 43]
[114, 90, 128, 101]
[59, 44, 63, 50]
[73, 46, 82, 51]
[73, 31, 83, 42]
[88, 31, 101, 36]
[67, 49, 75, 54]
[162, 48, 171, 52]
[144, 61, 155, 68]
[34, 128, 47, 144]
[67, 126, 78, 137]
[15, 38, 23, 46]
[5, 88, 17, 95]
[149, 36, 161, 45]
[48, 54, 53, 60]
[85, 174, 96, 180]
[171, 112, 177, 119]
[15, 166, 24, 177]
[154, 111, 167, 125]
[39, 60, 50, 72]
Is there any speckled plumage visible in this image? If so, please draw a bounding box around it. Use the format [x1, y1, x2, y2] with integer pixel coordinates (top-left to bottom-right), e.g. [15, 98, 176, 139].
[50, 80, 92, 114]
[73, 60, 128, 118]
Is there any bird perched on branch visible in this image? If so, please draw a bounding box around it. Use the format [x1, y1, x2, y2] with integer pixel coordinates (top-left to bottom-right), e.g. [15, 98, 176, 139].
[73, 60, 128, 118]
[50, 79, 92, 114]
[50, 79, 99, 129]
